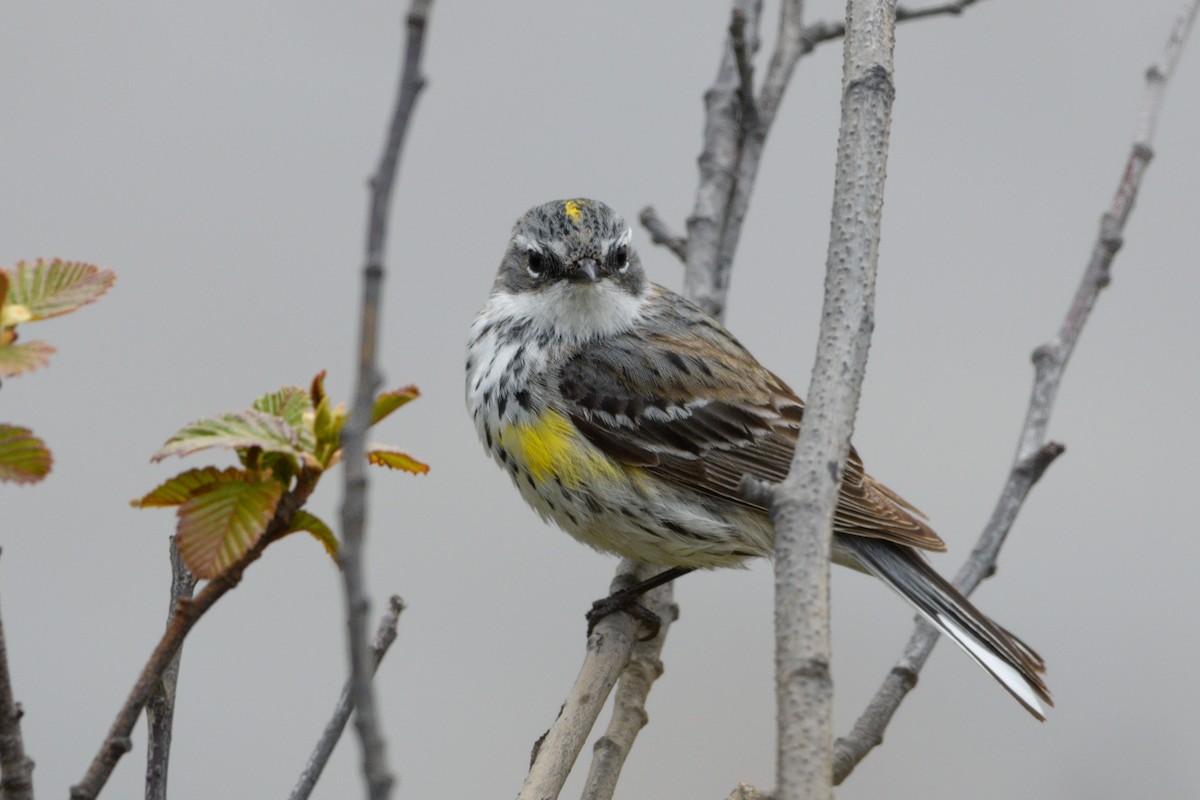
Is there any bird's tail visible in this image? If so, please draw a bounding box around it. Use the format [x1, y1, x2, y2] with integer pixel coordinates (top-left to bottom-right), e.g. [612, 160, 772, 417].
[843, 535, 1052, 719]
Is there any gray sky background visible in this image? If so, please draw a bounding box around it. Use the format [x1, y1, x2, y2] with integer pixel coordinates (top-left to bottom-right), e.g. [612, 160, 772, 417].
[3, 1, 1199, 798]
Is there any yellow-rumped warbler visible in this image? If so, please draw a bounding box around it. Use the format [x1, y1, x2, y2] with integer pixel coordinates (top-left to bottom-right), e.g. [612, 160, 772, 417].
[466, 198, 1050, 718]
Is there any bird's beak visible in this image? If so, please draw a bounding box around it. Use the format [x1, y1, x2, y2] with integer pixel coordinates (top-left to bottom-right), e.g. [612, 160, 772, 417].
[572, 258, 600, 283]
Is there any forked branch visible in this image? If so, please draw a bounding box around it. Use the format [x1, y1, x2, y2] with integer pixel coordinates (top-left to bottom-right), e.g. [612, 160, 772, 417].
[832, 0, 1200, 783]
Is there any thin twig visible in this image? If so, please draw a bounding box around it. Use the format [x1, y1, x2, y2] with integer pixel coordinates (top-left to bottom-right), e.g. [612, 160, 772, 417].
[517, 562, 657, 800]
[289, 596, 406, 800]
[768, 3, 897, 797]
[0, 549, 35, 800]
[831, 0, 1200, 783]
[637, 207, 688, 263]
[144, 537, 197, 800]
[70, 469, 322, 800]
[338, 3, 432, 799]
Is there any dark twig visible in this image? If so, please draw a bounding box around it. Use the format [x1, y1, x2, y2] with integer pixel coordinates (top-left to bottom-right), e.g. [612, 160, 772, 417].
[339, 3, 432, 799]
[70, 469, 322, 800]
[289, 596, 405, 800]
[144, 538, 197, 800]
[637, 207, 688, 263]
[832, 0, 1200, 783]
[0, 549, 35, 800]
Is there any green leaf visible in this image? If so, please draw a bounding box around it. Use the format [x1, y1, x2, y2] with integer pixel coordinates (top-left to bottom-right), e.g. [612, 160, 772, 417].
[253, 386, 312, 428]
[131, 466, 247, 508]
[371, 385, 420, 426]
[252, 385, 315, 453]
[0, 340, 55, 377]
[0, 424, 52, 484]
[287, 510, 339, 562]
[4, 259, 115, 321]
[175, 476, 284, 579]
[152, 409, 309, 463]
[367, 449, 429, 475]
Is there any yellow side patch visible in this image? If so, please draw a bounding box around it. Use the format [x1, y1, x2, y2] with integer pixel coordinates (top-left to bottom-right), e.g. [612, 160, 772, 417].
[499, 409, 618, 489]
[563, 199, 584, 222]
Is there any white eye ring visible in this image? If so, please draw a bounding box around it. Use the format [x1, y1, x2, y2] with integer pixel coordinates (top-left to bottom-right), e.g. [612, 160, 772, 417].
[526, 249, 546, 279]
[613, 245, 630, 274]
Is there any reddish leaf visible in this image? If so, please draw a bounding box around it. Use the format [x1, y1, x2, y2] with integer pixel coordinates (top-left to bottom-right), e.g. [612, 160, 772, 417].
[0, 341, 56, 377]
[175, 477, 284, 579]
[131, 466, 247, 508]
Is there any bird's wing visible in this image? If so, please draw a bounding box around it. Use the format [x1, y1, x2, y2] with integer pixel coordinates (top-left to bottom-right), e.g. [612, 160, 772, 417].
[557, 288, 945, 552]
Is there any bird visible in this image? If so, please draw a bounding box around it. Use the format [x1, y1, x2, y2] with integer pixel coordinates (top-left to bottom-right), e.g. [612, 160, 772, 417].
[465, 198, 1050, 719]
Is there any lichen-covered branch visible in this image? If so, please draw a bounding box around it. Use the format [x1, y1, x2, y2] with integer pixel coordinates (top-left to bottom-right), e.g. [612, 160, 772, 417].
[831, 0, 1200, 783]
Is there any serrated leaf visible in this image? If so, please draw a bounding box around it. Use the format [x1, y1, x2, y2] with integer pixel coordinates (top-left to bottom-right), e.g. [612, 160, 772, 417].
[367, 449, 429, 475]
[5, 259, 115, 321]
[252, 385, 315, 453]
[287, 510, 339, 562]
[253, 386, 312, 428]
[131, 466, 247, 508]
[175, 477, 284, 579]
[0, 424, 52, 484]
[152, 409, 307, 462]
[0, 340, 55, 377]
[371, 385, 420, 426]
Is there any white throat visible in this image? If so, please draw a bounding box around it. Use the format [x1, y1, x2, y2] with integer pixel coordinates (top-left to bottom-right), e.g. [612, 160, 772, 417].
[486, 281, 646, 345]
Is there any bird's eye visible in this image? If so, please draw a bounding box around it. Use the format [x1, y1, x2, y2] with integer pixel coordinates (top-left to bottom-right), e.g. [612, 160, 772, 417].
[526, 250, 546, 279]
[612, 245, 629, 273]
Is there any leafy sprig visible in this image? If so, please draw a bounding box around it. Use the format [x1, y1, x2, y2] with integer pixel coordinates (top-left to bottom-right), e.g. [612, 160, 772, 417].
[0, 259, 116, 484]
[133, 372, 426, 578]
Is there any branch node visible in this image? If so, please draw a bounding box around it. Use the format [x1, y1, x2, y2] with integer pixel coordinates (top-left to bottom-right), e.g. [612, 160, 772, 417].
[739, 474, 778, 508]
[638, 206, 689, 263]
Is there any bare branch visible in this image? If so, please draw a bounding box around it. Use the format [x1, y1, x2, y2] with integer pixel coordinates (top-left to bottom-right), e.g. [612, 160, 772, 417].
[517, 561, 669, 800]
[144, 537, 197, 800]
[729, 7, 760, 128]
[338, 3, 432, 798]
[801, 1, 985, 49]
[0, 549, 34, 800]
[290, 596, 405, 800]
[771, 2, 897, 798]
[637, 206, 688, 263]
[70, 468, 322, 800]
[577, 583, 677, 800]
[683, 0, 763, 320]
[832, 0, 1200, 782]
